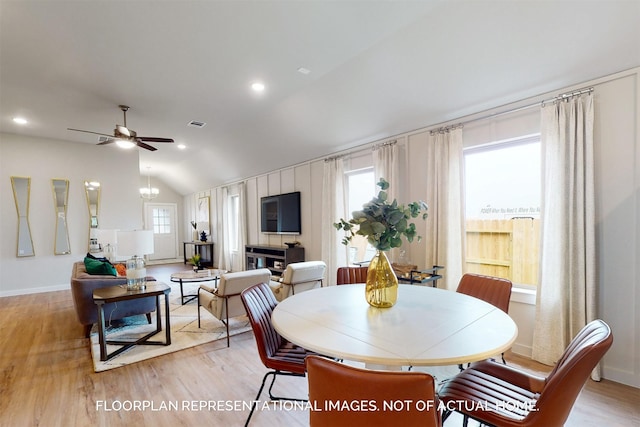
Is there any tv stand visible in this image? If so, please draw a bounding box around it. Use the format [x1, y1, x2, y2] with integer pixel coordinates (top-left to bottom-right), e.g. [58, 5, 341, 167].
[245, 244, 304, 277]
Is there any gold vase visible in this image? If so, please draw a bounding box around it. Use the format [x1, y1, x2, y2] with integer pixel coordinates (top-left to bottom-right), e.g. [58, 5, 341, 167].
[365, 250, 398, 308]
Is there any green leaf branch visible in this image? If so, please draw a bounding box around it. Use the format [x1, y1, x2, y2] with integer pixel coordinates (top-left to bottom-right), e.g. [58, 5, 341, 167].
[333, 178, 428, 251]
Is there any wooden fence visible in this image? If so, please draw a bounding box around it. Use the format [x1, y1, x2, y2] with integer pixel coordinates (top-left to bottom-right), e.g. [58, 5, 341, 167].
[465, 218, 540, 286]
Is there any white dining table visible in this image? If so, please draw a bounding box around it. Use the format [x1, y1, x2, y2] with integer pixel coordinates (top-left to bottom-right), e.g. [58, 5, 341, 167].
[271, 284, 518, 370]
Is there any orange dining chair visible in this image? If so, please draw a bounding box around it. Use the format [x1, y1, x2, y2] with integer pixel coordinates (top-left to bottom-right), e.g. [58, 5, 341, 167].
[438, 319, 613, 427]
[306, 355, 442, 427]
[457, 273, 513, 365]
[240, 282, 318, 426]
[336, 266, 369, 285]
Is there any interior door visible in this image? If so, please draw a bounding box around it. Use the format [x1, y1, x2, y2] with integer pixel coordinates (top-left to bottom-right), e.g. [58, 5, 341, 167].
[145, 202, 178, 261]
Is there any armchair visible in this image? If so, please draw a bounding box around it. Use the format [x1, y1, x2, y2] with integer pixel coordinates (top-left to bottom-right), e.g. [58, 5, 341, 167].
[197, 268, 272, 347]
[269, 261, 326, 301]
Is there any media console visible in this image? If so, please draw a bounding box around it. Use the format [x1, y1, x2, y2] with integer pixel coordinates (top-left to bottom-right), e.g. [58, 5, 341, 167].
[245, 244, 304, 277]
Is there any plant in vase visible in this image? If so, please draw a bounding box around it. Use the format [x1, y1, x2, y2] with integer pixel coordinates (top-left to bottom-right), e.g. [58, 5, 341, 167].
[334, 178, 428, 307]
[189, 253, 202, 271]
[190, 221, 198, 241]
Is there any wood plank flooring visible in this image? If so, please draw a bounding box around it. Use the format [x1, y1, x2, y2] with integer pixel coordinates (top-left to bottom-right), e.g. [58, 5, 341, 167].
[1, 263, 638, 426]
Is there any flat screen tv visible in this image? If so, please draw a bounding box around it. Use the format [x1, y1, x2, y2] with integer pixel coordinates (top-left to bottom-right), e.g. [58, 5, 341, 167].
[260, 191, 301, 235]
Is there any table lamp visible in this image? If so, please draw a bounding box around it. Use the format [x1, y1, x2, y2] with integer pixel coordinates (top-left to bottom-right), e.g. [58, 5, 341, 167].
[117, 230, 154, 290]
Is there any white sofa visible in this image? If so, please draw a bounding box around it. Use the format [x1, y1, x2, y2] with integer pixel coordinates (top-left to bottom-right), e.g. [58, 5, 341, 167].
[198, 268, 272, 346]
[269, 261, 326, 302]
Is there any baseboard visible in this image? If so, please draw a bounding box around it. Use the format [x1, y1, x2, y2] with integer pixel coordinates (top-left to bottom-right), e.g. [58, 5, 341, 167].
[511, 343, 533, 358]
[1, 283, 69, 298]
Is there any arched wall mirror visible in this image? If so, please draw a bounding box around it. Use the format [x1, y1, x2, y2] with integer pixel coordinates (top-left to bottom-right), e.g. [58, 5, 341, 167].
[52, 179, 71, 255]
[10, 176, 35, 257]
[84, 180, 101, 252]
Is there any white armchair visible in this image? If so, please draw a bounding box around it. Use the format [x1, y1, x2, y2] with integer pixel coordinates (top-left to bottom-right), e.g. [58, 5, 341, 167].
[198, 268, 272, 346]
[269, 261, 326, 301]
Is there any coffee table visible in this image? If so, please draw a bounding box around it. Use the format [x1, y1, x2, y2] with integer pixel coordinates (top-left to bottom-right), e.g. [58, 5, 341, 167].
[170, 269, 226, 305]
[93, 282, 171, 362]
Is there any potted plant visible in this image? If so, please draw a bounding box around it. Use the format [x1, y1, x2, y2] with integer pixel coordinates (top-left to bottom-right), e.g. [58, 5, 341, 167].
[334, 178, 428, 307]
[189, 253, 202, 271]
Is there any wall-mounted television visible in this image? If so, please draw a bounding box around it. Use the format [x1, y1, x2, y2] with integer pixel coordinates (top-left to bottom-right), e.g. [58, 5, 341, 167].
[260, 191, 301, 235]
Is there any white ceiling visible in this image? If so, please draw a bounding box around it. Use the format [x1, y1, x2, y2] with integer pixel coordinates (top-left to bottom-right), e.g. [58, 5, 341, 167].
[2, 1, 639, 195]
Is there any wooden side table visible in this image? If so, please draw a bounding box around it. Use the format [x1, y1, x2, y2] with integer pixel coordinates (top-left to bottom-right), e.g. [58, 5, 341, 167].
[183, 241, 214, 267]
[93, 283, 171, 362]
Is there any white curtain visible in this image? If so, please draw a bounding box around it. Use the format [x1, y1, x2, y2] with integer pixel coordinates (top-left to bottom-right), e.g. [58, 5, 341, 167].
[321, 157, 347, 286]
[373, 141, 400, 199]
[373, 141, 402, 262]
[532, 94, 598, 378]
[217, 187, 230, 271]
[236, 183, 247, 271]
[217, 183, 247, 272]
[424, 128, 464, 290]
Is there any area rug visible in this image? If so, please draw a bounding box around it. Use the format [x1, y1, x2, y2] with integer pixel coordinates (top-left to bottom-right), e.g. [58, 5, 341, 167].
[90, 282, 251, 372]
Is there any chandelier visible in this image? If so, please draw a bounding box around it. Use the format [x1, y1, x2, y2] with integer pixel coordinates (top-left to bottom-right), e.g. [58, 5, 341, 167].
[140, 167, 159, 199]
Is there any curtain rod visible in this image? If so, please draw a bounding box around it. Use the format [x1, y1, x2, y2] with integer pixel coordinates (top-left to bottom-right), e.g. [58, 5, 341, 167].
[324, 86, 594, 161]
[436, 86, 594, 131]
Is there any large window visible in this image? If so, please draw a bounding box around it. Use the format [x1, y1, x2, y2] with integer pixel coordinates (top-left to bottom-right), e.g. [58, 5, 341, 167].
[345, 168, 376, 264]
[464, 135, 540, 287]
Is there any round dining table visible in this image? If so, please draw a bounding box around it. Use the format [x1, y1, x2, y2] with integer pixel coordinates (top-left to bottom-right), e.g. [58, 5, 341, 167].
[271, 284, 518, 370]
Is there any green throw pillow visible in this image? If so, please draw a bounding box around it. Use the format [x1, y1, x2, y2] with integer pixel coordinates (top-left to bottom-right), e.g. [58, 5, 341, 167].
[84, 257, 117, 276]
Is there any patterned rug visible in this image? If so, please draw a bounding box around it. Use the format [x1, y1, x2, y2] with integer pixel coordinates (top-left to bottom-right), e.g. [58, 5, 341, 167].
[89, 281, 251, 372]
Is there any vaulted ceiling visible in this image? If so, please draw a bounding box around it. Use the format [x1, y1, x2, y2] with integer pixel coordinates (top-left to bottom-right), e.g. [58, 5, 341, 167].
[2, 1, 639, 195]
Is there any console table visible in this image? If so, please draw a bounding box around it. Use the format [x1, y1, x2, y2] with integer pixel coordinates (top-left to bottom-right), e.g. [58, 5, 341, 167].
[183, 241, 214, 267]
[245, 244, 304, 277]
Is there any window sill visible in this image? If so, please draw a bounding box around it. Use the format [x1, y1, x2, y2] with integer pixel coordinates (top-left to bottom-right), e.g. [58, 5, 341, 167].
[511, 287, 536, 305]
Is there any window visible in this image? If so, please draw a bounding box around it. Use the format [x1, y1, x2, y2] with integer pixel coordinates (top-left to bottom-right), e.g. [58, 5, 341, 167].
[227, 194, 240, 252]
[152, 208, 171, 234]
[345, 168, 376, 264]
[464, 135, 540, 287]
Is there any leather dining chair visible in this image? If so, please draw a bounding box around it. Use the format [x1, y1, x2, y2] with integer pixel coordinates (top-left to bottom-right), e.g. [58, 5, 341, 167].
[457, 273, 513, 365]
[306, 355, 442, 427]
[240, 282, 318, 426]
[438, 319, 613, 427]
[336, 266, 368, 285]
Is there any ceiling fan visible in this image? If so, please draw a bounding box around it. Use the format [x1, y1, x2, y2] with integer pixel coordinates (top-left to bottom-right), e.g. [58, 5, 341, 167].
[67, 105, 174, 151]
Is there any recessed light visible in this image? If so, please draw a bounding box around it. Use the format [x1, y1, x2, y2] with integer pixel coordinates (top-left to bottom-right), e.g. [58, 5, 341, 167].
[251, 82, 265, 92]
[13, 117, 28, 125]
[297, 67, 311, 75]
[177, 144, 186, 150]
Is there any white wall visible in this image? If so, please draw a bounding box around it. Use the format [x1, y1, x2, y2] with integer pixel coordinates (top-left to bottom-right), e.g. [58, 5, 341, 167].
[189, 68, 640, 388]
[0, 134, 142, 294]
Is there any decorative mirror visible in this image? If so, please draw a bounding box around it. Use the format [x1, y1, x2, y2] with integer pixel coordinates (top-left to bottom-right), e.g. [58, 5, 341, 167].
[84, 180, 101, 252]
[52, 179, 71, 255]
[10, 176, 35, 257]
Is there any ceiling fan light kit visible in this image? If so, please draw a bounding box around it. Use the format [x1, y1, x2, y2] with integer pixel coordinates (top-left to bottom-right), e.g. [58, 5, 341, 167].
[67, 105, 174, 151]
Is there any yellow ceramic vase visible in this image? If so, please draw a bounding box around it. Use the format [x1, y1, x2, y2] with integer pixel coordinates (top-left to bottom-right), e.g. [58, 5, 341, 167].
[365, 250, 398, 308]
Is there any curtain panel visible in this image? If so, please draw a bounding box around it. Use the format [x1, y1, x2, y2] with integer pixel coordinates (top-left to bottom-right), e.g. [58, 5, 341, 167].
[424, 128, 465, 290]
[373, 141, 401, 262]
[532, 94, 598, 378]
[321, 158, 348, 286]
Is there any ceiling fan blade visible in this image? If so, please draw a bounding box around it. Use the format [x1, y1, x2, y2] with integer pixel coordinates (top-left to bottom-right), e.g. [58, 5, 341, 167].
[137, 137, 174, 143]
[136, 141, 158, 151]
[67, 128, 114, 138]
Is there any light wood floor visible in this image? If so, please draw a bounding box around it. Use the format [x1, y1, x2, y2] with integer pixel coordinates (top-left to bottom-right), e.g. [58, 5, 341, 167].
[1, 263, 638, 426]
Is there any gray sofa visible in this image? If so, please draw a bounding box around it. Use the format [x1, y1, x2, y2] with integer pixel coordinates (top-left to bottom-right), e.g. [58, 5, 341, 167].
[70, 261, 156, 337]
